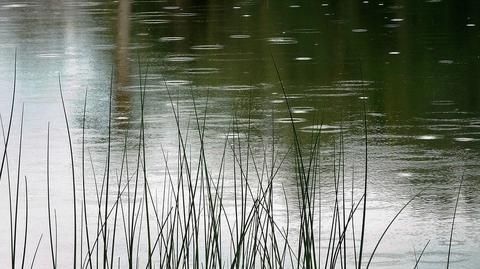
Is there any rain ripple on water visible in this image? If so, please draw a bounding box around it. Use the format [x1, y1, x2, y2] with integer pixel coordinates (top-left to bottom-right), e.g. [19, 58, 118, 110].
[275, 117, 306, 124]
[165, 80, 191, 86]
[352, 28, 368, 33]
[454, 137, 478, 142]
[291, 107, 315, 114]
[173, 12, 197, 17]
[159, 36, 185, 42]
[301, 124, 341, 133]
[219, 85, 257, 91]
[295, 57, 312, 61]
[229, 34, 251, 39]
[190, 44, 224, 50]
[138, 19, 170, 24]
[164, 54, 196, 62]
[427, 124, 462, 131]
[415, 135, 442, 140]
[267, 37, 298, 45]
[183, 68, 220, 75]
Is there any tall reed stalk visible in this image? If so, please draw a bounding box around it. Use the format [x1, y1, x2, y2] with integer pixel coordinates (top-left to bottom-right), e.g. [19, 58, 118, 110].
[1, 59, 466, 269]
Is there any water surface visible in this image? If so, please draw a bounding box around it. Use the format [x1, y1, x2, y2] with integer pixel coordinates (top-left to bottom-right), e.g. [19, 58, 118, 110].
[0, 0, 479, 268]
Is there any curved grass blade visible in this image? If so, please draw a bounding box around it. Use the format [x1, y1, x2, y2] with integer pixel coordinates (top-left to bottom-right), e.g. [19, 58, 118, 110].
[413, 240, 430, 269]
[58, 74, 78, 268]
[21, 176, 29, 269]
[12, 104, 25, 269]
[365, 185, 432, 268]
[46, 122, 57, 268]
[447, 177, 464, 269]
[0, 49, 17, 181]
[29, 234, 43, 269]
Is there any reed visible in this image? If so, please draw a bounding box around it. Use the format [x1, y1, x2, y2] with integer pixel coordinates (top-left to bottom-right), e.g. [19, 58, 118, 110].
[413, 240, 430, 269]
[58, 75, 78, 268]
[46, 122, 57, 268]
[0, 60, 468, 269]
[447, 177, 464, 269]
[0, 50, 16, 181]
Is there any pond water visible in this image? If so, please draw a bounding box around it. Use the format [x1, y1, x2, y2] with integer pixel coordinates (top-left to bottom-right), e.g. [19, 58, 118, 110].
[0, 0, 479, 268]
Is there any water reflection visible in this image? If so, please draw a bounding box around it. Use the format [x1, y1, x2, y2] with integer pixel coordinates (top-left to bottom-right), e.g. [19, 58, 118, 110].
[114, 0, 132, 131]
[0, 0, 479, 268]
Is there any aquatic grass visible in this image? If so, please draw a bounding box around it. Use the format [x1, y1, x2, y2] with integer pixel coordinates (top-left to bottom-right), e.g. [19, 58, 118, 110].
[447, 176, 463, 269]
[9, 81, 344, 268]
[46, 122, 57, 268]
[102, 66, 113, 269]
[2, 102, 37, 269]
[21, 175, 29, 269]
[29, 234, 43, 269]
[1, 108, 16, 269]
[413, 240, 430, 269]
[272, 54, 318, 269]
[58, 74, 78, 268]
[0, 59, 468, 269]
[139, 63, 154, 269]
[365, 185, 432, 268]
[12, 104, 24, 269]
[0, 50, 17, 181]
[357, 95, 368, 269]
[81, 90, 93, 269]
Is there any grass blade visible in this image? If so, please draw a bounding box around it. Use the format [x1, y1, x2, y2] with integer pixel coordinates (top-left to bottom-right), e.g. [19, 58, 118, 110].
[58, 75, 78, 268]
[447, 177, 464, 269]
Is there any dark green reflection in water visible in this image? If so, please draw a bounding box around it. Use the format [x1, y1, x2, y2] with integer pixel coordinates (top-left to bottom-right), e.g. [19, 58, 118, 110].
[116, 0, 480, 149]
[125, 0, 480, 114]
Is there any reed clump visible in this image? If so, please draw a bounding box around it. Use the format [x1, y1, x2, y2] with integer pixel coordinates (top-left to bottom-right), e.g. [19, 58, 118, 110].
[0, 57, 464, 269]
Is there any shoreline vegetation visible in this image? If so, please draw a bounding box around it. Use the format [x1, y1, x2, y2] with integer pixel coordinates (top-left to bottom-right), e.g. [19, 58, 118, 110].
[0, 56, 464, 268]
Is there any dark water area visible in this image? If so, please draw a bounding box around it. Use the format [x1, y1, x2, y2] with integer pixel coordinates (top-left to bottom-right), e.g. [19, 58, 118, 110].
[0, 0, 479, 268]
